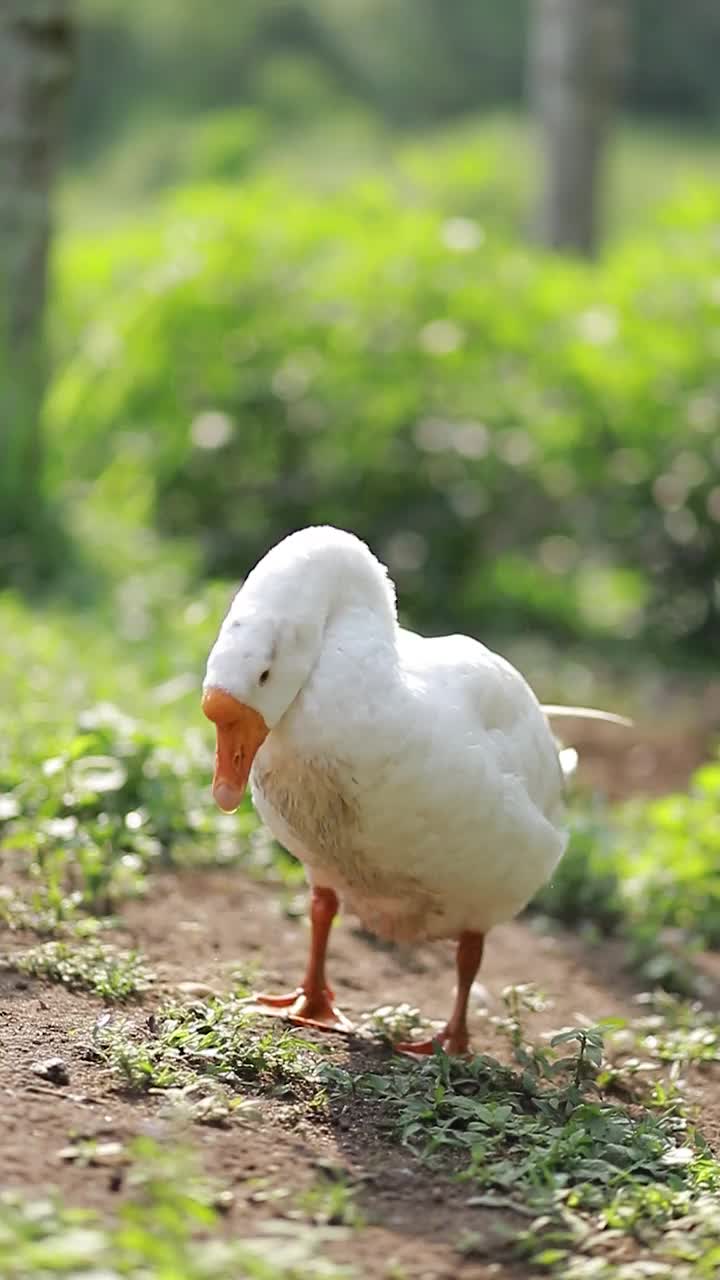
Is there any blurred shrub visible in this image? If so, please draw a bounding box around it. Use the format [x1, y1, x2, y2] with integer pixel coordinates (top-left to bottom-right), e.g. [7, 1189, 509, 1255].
[253, 53, 354, 125]
[68, 0, 720, 168]
[310, 0, 528, 123]
[76, 109, 269, 208]
[49, 173, 720, 656]
[540, 756, 720, 990]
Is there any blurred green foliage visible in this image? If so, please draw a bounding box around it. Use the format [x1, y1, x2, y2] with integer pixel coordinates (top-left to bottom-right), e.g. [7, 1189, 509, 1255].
[0, 577, 296, 936]
[0, 1137, 349, 1279]
[540, 757, 720, 993]
[68, 0, 720, 168]
[50, 147, 720, 657]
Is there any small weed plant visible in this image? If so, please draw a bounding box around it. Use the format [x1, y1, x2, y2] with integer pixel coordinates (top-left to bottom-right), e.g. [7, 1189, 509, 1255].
[298, 1176, 365, 1229]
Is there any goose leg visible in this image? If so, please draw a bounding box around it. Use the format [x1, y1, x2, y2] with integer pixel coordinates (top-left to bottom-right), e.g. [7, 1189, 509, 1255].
[395, 931, 485, 1056]
[249, 886, 354, 1033]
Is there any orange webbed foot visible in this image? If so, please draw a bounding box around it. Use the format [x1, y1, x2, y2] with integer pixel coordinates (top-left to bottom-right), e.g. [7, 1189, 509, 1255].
[245, 987, 354, 1034]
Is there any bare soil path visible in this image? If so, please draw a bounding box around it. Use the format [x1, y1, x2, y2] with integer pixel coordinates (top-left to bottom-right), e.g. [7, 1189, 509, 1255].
[3, 861, 719, 1280]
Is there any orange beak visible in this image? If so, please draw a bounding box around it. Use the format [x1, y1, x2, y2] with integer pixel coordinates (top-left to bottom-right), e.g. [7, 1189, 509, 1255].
[201, 687, 269, 813]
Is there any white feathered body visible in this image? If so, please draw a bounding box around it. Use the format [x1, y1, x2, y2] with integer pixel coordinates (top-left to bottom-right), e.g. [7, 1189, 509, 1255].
[247, 602, 566, 944]
[205, 527, 568, 945]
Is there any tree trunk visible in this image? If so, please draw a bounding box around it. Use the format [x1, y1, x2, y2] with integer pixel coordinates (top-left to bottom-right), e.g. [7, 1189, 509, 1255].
[529, 0, 626, 256]
[0, 0, 73, 577]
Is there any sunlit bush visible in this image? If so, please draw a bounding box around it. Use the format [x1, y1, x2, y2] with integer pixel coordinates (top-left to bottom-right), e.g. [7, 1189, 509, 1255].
[50, 172, 720, 655]
[540, 756, 720, 990]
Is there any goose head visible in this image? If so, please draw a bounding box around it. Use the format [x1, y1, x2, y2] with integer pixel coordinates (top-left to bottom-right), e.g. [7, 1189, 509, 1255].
[202, 612, 324, 812]
[202, 526, 397, 813]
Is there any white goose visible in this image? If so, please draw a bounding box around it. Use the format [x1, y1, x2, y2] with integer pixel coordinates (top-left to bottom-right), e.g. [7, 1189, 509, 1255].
[202, 526, 628, 1054]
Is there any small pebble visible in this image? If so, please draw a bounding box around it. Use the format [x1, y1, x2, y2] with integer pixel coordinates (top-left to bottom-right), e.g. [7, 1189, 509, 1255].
[312, 1158, 347, 1181]
[214, 1189, 235, 1214]
[58, 1140, 124, 1165]
[31, 1057, 69, 1086]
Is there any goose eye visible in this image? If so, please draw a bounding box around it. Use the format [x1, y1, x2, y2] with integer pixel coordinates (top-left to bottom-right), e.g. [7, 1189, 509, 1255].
[259, 668, 270, 686]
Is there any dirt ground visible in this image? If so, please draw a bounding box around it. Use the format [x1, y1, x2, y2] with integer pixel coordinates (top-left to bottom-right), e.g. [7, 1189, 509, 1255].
[2, 729, 719, 1279]
[2, 869, 719, 1280]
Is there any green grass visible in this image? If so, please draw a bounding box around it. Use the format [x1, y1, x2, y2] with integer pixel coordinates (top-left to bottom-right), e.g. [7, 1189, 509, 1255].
[625, 991, 720, 1069]
[297, 1177, 365, 1230]
[321, 986, 720, 1276]
[5, 1003, 718, 1276]
[4, 939, 153, 1000]
[2, 582, 720, 1276]
[359, 1002, 429, 1045]
[328, 991, 709, 1210]
[0, 1136, 353, 1280]
[95, 993, 326, 1102]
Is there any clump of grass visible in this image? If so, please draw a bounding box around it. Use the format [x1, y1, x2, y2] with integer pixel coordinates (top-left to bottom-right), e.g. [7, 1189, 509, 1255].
[345, 1033, 670, 1208]
[298, 1176, 365, 1229]
[321, 985, 720, 1276]
[95, 994, 325, 1100]
[5, 939, 154, 1000]
[360, 1002, 430, 1045]
[0, 882, 85, 937]
[0, 1136, 353, 1279]
[611, 990, 720, 1072]
[517, 1182, 720, 1277]
[157, 1078, 258, 1127]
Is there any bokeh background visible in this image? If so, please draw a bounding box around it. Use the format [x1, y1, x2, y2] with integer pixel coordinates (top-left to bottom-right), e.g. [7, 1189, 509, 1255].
[5, 12, 720, 1264]
[4, 2, 720, 675]
[2, 2, 720, 835]
[0, 0, 720, 1110]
